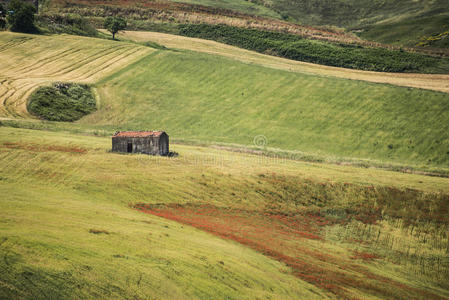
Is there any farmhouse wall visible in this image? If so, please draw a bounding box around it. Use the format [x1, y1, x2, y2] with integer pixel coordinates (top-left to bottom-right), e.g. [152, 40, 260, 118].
[111, 131, 169, 155]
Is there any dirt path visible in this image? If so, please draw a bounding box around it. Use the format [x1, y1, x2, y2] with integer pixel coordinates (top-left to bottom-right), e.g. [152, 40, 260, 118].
[114, 30, 449, 93]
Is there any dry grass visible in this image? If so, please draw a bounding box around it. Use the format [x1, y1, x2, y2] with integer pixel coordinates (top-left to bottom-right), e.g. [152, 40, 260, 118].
[1, 141, 87, 154]
[115, 30, 449, 93]
[0, 32, 152, 118]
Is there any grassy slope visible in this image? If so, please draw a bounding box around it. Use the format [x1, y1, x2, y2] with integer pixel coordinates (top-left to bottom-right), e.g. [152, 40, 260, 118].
[115, 30, 449, 93]
[169, 0, 281, 19]
[1, 127, 448, 298]
[0, 127, 328, 299]
[176, 24, 449, 73]
[82, 49, 449, 170]
[46, 0, 447, 28]
[44, 0, 281, 20]
[268, 0, 448, 26]
[177, 0, 449, 50]
[1, 31, 449, 170]
[359, 14, 449, 47]
[0, 32, 152, 118]
[166, 0, 449, 48]
[45, 0, 449, 51]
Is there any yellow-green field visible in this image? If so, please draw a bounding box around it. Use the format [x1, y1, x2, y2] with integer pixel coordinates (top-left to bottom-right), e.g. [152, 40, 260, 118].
[113, 30, 449, 93]
[1, 29, 449, 299]
[0, 127, 448, 299]
[0, 32, 151, 118]
[3, 31, 449, 172]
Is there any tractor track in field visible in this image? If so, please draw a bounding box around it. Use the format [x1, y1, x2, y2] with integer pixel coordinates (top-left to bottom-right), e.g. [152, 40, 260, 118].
[0, 33, 153, 118]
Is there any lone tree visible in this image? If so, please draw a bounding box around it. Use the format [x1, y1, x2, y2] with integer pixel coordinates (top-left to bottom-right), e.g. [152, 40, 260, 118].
[104, 16, 126, 40]
[7, 0, 36, 33]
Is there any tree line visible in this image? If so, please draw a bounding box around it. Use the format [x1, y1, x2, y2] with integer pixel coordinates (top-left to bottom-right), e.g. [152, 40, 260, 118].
[0, 0, 37, 32]
[0, 0, 126, 39]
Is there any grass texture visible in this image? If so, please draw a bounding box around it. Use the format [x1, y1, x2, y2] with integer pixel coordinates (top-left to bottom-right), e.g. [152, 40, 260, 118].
[83, 49, 449, 170]
[0, 127, 448, 299]
[1, 32, 448, 171]
[114, 30, 449, 93]
[0, 32, 152, 118]
[359, 15, 449, 48]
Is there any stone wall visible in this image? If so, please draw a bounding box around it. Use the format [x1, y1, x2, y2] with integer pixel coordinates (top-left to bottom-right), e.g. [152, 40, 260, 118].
[112, 135, 169, 155]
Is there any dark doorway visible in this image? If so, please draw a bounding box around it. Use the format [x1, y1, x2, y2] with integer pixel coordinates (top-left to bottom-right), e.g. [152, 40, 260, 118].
[127, 142, 132, 153]
[159, 134, 169, 155]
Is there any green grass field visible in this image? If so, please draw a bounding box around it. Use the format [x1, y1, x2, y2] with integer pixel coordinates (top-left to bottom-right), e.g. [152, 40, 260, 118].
[0, 129, 326, 299]
[1, 31, 448, 172]
[1, 126, 448, 299]
[83, 49, 449, 171]
[1, 28, 449, 298]
[113, 30, 449, 93]
[358, 14, 449, 48]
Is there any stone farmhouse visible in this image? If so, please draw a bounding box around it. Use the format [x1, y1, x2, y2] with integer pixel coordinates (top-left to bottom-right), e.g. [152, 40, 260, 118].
[112, 131, 169, 155]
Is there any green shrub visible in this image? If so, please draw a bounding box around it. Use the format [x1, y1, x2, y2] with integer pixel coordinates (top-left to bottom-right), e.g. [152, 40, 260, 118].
[178, 24, 447, 73]
[6, 0, 37, 33]
[28, 83, 96, 122]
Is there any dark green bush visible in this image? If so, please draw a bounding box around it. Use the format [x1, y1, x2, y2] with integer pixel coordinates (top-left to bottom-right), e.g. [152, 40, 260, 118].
[28, 83, 96, 122]
[6, 0, 37, 33]
[178, 24, 446, 73]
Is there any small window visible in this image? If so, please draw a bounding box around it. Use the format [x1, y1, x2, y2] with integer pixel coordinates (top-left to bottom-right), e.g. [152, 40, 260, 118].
[127, 142, 132, 153]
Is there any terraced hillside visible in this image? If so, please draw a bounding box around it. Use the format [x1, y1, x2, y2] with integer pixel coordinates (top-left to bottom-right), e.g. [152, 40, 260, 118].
[0, 127, 448, 299]
[0, 32, 152, 118]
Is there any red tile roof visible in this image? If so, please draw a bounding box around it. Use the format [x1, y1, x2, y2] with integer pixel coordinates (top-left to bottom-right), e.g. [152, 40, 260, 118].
[113, 131, 165, 138]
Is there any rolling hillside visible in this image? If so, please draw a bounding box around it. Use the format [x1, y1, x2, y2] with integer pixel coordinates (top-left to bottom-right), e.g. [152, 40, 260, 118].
[0, 127, 448, 299]
[86, 47, 449, 170]
[359, 14, 449, 48]
[267, 0, 449, 27]
[1, 31, 449, 172]
[1, 9, 449, 299]
[114, 30, 449, 92]
[42, 0, 449, 50]
[0, 32, 152, 118]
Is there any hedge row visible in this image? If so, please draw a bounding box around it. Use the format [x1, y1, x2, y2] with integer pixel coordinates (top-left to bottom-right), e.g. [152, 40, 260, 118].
[179, 24, 444, 73]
